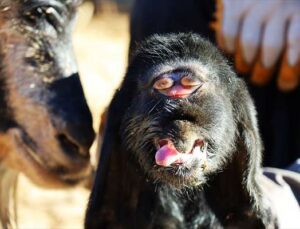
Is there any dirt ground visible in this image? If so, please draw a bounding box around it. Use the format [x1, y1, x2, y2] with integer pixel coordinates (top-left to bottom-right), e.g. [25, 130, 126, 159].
[17, 3, 129, 229]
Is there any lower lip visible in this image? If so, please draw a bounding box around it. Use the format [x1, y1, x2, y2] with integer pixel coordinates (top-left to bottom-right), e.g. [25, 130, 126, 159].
[168, 93, 190, 99]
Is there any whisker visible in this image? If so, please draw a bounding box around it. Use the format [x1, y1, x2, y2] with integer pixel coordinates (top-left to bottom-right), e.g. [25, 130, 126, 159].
[148, 98, 163, 114]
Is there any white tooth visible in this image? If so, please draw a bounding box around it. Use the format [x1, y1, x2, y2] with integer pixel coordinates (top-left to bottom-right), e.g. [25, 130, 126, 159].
[193, 146, 207, 160]
[193, 146, 202, 157]
[193, 146, 199, 154]
[181, 153, 191, 161]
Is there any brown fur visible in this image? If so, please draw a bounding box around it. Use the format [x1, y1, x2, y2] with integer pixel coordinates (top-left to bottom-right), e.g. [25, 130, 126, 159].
[0, 1, 94, 227]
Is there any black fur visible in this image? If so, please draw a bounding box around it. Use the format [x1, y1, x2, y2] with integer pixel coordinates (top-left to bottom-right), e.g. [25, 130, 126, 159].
[129, 0, 300, 168]
[86, 34, 276, 228]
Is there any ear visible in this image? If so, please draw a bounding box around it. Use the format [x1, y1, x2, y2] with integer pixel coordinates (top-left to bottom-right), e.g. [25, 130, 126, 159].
[233, 80, 262, 177]
[85, 77, 142, 228]
[232, 79, 275, 224]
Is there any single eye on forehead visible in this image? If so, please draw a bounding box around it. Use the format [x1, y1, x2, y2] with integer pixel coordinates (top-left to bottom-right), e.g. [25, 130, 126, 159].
[153, 77, 174, 90]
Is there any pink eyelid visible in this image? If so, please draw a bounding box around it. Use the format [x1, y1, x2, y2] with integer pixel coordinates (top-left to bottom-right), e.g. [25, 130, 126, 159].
[153, 77, 174, 90]
[152, 75, 202, 90]
[181, 76, 202, 87]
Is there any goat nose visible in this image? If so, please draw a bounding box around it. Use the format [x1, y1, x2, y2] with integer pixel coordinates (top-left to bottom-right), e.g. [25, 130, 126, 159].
[57, 120, 95, 157]
[47, 73, 95, 156]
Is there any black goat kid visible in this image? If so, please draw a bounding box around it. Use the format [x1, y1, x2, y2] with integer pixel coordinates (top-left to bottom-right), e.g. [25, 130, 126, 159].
[86, 34, 277, 228]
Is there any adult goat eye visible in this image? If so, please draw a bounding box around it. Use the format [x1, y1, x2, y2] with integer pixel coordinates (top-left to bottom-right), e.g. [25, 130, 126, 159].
[24, 6, 64, 32]
[43, 7, 64, 31]
[153, 77, 174, 90]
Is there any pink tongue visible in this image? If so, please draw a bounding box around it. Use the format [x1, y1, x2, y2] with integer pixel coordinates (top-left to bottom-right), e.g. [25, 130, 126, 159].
[155, 144, 188, 167]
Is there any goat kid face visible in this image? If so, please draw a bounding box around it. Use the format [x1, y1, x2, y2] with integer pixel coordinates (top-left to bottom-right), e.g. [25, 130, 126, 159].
[121, 34, 242, 189]
[0, 0, 95, 188]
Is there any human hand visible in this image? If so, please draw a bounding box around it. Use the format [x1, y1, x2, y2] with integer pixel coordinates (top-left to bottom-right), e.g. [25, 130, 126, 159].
[213, 0, 300, 91]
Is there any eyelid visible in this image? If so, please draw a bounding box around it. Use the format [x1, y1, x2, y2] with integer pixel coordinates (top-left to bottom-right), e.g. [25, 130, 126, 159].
[153, 77, 174, 90]
[45, 6, 64, 31]
[181, 75, 202, 86]
[23, 1, 68, 21]
[23, 1, 68, 33]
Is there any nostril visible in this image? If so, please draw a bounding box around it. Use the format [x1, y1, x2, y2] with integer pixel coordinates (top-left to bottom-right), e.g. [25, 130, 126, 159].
[47, 73, 96, 155]
[57, 134, 89, 158]
[55, 121, 95, 155]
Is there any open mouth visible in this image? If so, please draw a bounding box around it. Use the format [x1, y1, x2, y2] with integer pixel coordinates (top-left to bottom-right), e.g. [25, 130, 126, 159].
[154, 138, 208, 167]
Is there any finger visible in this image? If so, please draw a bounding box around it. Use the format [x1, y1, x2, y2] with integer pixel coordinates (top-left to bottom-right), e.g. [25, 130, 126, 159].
[240, 0, 279, 65]
[277, 14, 300, 92]
[220, 0, 252, 53]
[287, 14, 300, 67]
[213, 0, 225, 49]
[277, 53, 300, 92]
[261, 10, 287, 69]
[234, 42, 252, 74]
[251, 57, 275, 86]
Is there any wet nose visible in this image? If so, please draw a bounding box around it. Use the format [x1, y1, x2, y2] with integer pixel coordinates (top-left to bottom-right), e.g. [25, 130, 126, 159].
[47, 73, 95, 156]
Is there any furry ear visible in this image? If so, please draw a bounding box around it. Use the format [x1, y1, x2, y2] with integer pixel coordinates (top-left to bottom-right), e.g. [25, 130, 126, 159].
[233, 79, 263, 183]
[231, 79, 275, 225]
[205, 77, 269, 222]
